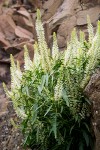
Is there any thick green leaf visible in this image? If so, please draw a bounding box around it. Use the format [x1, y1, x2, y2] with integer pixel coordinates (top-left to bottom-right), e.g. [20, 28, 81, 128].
[38, 75, 46, 94]
[62, 88, 69, 107]
[51, 115, 57, 139]
[44, 105, 52, 117]
[82, 129, 89, 146]
[79, 141, 84, 150]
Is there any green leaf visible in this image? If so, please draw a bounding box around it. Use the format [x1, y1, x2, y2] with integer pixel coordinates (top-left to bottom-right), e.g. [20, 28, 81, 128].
[25, 86, 29, 96]
[23, 133, 30, 146]
[38, 75, 46, 94]
[44, 105, 52, 117]
[66, 138, 73, 150]
[85, 97, 91, 105]
[82, 129, 89, 146]
[36, 125, 40, 142]
[45, 74, 49, 86]
[51, 115, 57, 139]
[31, 104, 38, 123]
[79, 141, 84, 150]
[83, 122, 90, 132]
[70, 124, 75, 135]
[62, 88, 69, 107]
[60, 106, 63, 113]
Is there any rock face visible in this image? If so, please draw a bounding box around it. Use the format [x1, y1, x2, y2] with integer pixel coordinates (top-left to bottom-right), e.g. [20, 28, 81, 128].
[76, 6, 100, 26]
[84, 69, 100, 150]
[45, 0, 100, 50]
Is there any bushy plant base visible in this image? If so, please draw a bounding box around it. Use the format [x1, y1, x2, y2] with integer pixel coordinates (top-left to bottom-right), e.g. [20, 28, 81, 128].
[4, 10, 100, 150]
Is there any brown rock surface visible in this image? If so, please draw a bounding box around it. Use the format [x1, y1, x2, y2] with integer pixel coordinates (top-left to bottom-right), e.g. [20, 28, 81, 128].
[42, 0, 64, 21]
[57, 15, 77, 40]
[57, 34, 66, 48]
[76, 6, 100, 26]
[84, 69, 100, 150]
[49, 0, 78, 28]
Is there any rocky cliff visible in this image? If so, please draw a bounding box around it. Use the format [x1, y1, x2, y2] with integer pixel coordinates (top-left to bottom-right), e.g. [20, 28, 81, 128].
[0, 0, 100, 149]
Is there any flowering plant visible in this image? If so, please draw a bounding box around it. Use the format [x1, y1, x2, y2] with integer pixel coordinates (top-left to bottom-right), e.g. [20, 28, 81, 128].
[4, 10, 100, 149]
